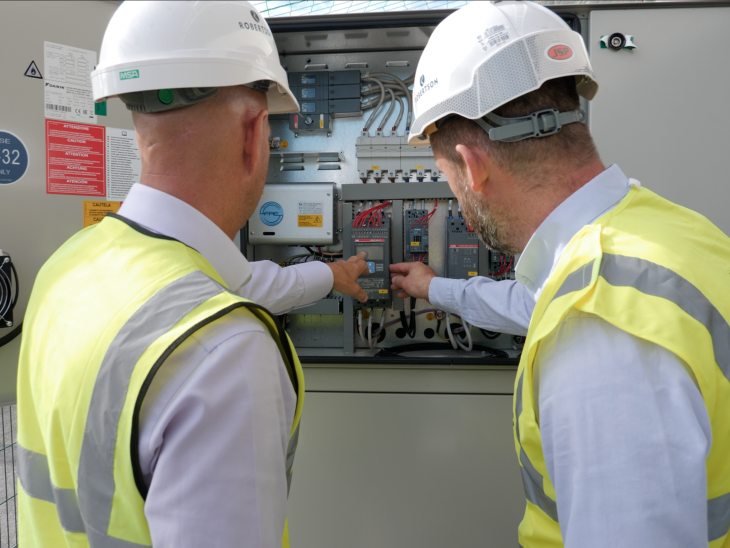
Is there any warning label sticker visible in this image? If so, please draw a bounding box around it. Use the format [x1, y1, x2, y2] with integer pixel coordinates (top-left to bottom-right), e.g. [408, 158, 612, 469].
[83, 200, 121, 228]
[298, 201, 323, 215]
[106, 127, 141, 200]
[46, 120, 105, 196]
[298, 215, 323, 227]
[44, 42, 97, 124]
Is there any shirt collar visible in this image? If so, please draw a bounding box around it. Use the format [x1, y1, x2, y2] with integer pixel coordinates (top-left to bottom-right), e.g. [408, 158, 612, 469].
[117, 184, 252, 292]
[515, 164, 637, 297]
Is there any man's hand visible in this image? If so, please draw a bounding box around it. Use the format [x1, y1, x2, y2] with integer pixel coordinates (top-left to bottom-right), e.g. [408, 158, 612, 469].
[328, 252, 369, 303]
[389, 262, 437, 301]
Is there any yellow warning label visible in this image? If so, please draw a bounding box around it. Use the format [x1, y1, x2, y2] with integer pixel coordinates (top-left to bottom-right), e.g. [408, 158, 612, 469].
[83, 200, 121, 228]
[371, 165, 380, 170]
[468, 271, 478, 276]
[319, 114, 324, 129]
[415, 164, 424, 169]
[378, 289, 389, 294]
[410, 242, 420, 246]
[281, 140, 289, 149]
[298, 214, 323, 227]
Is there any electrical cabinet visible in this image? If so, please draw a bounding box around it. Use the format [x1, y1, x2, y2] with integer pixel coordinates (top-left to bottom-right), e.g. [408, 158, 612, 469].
[3, 4, 729, 548]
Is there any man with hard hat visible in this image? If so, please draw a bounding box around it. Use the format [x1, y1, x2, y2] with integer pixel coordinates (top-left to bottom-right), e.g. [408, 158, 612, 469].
[16, 2, 368, 547]
[391, 2, 730, 547]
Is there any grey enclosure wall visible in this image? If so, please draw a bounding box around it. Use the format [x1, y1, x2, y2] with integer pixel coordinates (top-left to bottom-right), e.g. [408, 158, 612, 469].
[0, 1, 135, 405]
[589, 7, 730, 236]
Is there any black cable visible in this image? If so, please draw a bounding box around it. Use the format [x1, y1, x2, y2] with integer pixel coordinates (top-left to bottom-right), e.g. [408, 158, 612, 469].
[399, 311, 409, 332]
[480, 329, 501, 340]
[375, 342, 509, 359]
[407, 296, 416, 338]
[0, 322, 22, 348]
[10, 260, 18, 310]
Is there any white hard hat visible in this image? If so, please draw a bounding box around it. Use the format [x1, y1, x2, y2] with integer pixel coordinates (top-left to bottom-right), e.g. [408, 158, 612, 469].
[409, 1, 598, 145]
[91, 1, 299, 114]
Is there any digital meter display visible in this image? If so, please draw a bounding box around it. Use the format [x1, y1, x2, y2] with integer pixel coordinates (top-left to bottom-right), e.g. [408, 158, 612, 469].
[356, 245, 383, 260]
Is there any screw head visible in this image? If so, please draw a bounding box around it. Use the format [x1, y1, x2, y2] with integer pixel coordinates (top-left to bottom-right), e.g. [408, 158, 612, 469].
[250, 231, 255, 235]
[6, 321, 12, 327]
[327, 231, 331, 235]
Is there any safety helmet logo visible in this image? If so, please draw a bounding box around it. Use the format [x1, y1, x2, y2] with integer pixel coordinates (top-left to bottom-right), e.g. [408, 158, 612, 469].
[546, 45, 573, 61]
[251, 10, 260, 23]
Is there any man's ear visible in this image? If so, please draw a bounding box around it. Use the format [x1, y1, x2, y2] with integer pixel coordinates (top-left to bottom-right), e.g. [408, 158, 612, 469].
[455, 144, 490, 195]
[242, 108, 269, 174]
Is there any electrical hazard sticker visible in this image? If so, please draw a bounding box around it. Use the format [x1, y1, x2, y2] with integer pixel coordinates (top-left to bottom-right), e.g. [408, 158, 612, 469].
[298, 215, 323, 227]
[83, 200, 121, 228]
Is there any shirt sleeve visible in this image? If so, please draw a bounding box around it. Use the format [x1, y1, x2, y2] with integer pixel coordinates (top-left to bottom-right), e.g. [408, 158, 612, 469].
[242, 260, 334, 314]
[139, 312, 297, 548]
[428, 276, 534, 335]
[535, 310, 711, 548]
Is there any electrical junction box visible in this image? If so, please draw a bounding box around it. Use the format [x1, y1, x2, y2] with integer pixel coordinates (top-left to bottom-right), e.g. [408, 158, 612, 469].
[288, 70, 362, 132]
[447, 218, 479, 280]
[350, 218, 391, 306]
[248, 183, 335, 245]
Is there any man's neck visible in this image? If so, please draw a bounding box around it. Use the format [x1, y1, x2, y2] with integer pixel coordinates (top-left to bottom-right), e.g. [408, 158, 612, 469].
[513, 159, 606, 251]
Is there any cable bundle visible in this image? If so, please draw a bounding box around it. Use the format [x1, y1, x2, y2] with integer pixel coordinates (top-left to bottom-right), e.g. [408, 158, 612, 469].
[353, 201, 391, 228]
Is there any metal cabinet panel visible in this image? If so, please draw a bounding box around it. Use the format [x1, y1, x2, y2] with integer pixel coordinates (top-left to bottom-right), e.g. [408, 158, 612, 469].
[287, 392, 524, 548]
[0, 1, 132, 405]
[589, 7, 730, 236]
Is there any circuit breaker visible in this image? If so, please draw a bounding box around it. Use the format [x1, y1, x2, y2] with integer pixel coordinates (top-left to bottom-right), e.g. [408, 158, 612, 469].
[350, 218, 392, 306]
[405, 209, 429, 263]
[447, 218, 479, 280]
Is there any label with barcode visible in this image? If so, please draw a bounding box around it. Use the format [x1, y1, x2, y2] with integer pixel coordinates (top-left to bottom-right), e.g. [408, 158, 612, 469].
[44, 41, 97, 123]
[477, 22, 511, 52]
[46, 104, 72, 112]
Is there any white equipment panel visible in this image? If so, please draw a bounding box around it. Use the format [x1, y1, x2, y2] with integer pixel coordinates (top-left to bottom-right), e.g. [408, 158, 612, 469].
[589, 7, 730, 236]
[248, 183, 335, 245]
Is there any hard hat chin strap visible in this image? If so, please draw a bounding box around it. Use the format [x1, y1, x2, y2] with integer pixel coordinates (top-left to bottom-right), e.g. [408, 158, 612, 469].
[473, 108, 586, 143]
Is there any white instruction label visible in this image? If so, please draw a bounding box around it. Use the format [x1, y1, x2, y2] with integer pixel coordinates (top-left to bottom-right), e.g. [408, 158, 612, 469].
[44, 41, 97, 124]
[298, 201, 324, 215]
[106, 127, 141, 200]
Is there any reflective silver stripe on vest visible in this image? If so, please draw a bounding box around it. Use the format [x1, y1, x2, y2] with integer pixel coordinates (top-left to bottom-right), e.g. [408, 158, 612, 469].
[286, 423, 300, 494]
[554, 253, 730, 384]
[17, 444, 85, 534]
[709, 492, 730, 542]
[554, 253, 730, 541]
[77, 271, 227, 546]
[515, 371, 559, 522]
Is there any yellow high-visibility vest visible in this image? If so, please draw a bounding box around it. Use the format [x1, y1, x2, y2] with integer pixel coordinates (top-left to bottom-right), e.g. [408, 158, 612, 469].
[17, 213, 305, 547]
[514, 185, 730, 548]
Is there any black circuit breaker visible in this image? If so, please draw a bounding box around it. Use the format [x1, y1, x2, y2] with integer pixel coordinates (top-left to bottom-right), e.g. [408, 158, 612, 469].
[350, 218, 391, 306]
[287, 70, 362, 132]
[447, 218, 479, 279]
[405, 209, 429, 263]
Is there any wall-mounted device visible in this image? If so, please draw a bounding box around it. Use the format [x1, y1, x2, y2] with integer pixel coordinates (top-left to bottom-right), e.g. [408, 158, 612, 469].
[248, 183, 335, 245]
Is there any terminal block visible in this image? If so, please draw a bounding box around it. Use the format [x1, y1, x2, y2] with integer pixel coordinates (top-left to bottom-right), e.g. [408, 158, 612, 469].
[350, 218, 392, 306]
[447, 218, 479, 280]
[405, 209, 429, 263]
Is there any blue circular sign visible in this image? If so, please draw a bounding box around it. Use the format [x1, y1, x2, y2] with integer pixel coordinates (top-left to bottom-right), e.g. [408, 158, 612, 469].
[0, 131, 29, 185]
[260, 201, 284, 227]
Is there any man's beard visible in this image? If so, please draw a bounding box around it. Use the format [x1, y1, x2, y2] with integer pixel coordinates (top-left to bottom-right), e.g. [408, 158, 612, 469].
[454, 172, 520, 255]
